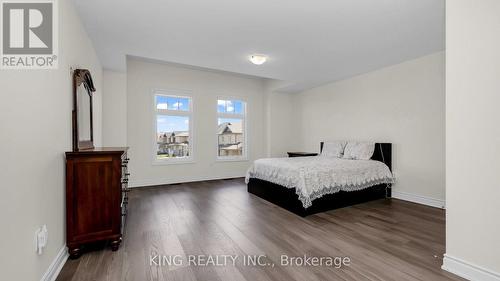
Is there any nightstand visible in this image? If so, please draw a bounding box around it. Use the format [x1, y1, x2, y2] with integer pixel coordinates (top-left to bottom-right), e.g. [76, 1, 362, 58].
[287, 152, 319, 157]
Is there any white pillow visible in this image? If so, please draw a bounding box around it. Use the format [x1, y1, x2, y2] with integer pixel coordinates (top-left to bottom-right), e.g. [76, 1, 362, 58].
[321, 141, 347, 158]
[343, 141, 375, 160]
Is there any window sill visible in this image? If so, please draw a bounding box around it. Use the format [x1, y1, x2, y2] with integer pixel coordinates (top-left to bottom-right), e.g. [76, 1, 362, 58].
[152, 159, 196, 166]
[215, 157, 249, 163]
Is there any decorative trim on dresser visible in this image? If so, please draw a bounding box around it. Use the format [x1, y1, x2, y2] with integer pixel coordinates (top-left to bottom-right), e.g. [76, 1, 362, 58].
[65, 147, 129, 259]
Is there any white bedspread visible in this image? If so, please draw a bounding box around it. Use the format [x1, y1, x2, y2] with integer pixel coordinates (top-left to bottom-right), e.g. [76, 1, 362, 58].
[245, 156, 394, 208]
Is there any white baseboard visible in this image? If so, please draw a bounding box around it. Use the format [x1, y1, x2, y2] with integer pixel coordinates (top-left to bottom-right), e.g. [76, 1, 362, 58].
[391, 190, 445, 209]
[40, 245, 68, 281]
[442, 254, 500, 281]
[129, 174, 246, 188]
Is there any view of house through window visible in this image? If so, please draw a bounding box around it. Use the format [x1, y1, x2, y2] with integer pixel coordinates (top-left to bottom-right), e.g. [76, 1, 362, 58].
[155, 93, 192, 161]
[217, 99, 246, 158]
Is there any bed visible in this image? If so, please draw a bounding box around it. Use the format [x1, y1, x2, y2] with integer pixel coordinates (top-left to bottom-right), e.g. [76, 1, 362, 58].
[246, 142, 393, 217]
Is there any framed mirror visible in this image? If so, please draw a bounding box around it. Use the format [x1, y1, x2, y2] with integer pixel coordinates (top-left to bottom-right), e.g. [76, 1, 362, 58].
[72, 69, 96, 151]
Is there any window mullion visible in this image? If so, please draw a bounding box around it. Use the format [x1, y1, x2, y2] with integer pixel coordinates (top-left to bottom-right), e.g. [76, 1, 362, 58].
[157, 110, 191, 116]
[218, 113, 244, 119]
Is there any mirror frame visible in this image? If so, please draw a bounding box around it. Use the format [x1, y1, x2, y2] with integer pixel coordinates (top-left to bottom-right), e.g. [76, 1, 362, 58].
[72, 69, 95, 151]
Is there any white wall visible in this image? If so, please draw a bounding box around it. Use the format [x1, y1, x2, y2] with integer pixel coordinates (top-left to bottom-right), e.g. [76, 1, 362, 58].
[264, 79, 298, 158]
[267, 91, 297, 157]
[0, 1, 102, 280]
[444, 0, 500, 279]
[102, 70, 127, 147]
[293, 52, 445, 203]
[126, 58, 267, 187]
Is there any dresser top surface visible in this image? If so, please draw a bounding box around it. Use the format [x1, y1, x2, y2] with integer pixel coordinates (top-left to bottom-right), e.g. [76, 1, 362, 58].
[65, 147, 128, 157]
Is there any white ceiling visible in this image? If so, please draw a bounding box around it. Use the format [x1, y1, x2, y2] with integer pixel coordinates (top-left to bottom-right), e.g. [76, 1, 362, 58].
[72, 0, 444, 93]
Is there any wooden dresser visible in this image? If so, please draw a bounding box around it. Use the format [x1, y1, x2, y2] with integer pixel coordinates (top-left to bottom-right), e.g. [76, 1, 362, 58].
[65, 147, 129, 259]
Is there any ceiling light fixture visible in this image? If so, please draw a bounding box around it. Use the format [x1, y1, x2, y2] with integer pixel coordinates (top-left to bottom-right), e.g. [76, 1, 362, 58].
[249, 54, 268, 65]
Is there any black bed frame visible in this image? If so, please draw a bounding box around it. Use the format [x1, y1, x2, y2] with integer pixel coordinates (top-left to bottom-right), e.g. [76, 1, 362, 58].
[247, 143, 392, 217]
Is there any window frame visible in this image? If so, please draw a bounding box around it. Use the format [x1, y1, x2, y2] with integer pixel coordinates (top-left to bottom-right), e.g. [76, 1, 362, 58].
[215, 96, 248, 162]
[152, 89, 195, 165]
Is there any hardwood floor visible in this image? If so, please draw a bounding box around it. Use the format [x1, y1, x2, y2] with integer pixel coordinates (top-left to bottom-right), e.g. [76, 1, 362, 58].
[57, 178, 462, 281]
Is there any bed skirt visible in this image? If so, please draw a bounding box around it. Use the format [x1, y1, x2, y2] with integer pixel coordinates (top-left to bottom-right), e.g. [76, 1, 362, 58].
[247, 178, 391, 217]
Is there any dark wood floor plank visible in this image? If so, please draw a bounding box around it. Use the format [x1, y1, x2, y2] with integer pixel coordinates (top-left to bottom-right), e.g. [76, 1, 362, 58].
[198, 183, 422, 280]
[57, 178, 463, 281]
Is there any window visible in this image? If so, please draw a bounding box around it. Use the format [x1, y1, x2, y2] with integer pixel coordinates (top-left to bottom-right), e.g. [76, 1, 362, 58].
[154, 92, 193, 163]
[217, 99, 246, 160]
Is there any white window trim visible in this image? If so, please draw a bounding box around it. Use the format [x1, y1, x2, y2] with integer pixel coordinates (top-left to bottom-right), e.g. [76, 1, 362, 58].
[152, 89, 195, 165]
[215, 97, 248, 162]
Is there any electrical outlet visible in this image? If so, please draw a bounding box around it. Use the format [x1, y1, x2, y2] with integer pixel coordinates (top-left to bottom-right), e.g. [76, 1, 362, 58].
[35, 225, 48, 255]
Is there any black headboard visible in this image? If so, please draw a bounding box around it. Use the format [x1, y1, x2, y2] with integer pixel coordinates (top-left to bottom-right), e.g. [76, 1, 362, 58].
[320, 142, 392, 171]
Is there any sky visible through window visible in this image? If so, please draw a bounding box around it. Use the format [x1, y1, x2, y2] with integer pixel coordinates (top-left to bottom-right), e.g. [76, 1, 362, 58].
[156, 96, 189, 111]
[156, 95, 190, 134]
[218, 118, 242, 125]
[217, 100, 243, 114]
[157, 115, 189, 133]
